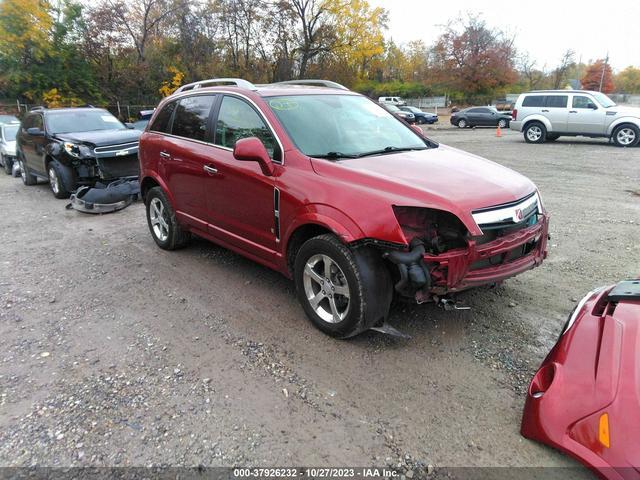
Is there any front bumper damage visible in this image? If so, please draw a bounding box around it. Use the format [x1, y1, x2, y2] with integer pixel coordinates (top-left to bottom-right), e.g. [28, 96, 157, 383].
[67, 177, 140, 214]
[386, 214, 549, 302]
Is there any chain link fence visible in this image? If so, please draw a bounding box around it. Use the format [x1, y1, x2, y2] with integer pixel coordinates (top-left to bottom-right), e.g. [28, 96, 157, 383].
[0, 100, 158, 121]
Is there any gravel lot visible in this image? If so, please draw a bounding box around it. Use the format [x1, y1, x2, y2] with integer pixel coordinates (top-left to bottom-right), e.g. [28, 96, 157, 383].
[1, 128, 638, 478]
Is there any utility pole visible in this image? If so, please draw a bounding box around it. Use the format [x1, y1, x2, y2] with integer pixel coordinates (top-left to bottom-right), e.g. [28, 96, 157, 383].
[599, 52, 609, 92]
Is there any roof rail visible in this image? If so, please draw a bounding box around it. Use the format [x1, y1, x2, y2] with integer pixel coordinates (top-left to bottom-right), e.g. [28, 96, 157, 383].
[29, 106, 46, 111]
[273, 79, 349, 91]
[174, 78, 257, 94]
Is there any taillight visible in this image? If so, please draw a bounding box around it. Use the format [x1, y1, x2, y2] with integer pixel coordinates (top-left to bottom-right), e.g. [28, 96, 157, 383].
[512, 109, 518, 121]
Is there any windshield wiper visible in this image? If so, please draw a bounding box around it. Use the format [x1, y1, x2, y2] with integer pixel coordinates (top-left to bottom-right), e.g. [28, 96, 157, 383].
[356, 146, 427, 158]
[311, 151, 360, 160]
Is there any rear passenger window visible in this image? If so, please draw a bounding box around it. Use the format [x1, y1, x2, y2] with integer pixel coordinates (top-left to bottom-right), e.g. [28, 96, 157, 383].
[215, 96, 279, 160]
[546, 96, 568, 108]
[522, 96, 545, 107]
[172, 95, 215, 141]
[150, 101, 176, 133]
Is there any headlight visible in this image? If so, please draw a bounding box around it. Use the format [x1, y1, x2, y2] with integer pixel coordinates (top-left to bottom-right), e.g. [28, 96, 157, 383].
[63, 143, 92, 158]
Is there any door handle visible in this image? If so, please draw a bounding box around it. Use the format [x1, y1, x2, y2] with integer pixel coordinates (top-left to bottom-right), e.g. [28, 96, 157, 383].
[203, 165, 218, 175]
[541, 109, 549, 112]
[159, 151, 171, 158]
[569, 110, 577, 113]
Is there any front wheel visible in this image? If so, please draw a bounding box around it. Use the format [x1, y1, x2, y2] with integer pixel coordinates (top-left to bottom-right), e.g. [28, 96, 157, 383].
[47, 161, 72, 199]
[294, 234, 392, 338]
[524, 122, 547, 144]
[145, 186, 190, 250]
[612, 124, 639, 147]
[457, 118, 467, 128]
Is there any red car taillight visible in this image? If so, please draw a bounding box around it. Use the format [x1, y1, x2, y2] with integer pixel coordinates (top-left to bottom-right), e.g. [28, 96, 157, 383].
[512, 109, 518, 121]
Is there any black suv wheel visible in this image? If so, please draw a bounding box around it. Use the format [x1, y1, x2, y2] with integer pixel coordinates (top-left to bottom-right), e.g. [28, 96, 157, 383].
[47, 160, 73, 199]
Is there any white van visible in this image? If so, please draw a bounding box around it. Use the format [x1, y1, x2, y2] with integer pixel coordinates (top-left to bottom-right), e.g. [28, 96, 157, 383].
[378, 96, 407, 106]
[510, 90, 640, 147]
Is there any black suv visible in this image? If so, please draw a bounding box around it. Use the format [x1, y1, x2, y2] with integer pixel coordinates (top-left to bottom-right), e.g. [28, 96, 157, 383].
[16, 107, 142, 198]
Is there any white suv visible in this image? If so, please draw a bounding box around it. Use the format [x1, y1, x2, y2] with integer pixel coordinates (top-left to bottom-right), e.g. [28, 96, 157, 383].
[510, 90, 640, 147]
[378, 96, 407, 106]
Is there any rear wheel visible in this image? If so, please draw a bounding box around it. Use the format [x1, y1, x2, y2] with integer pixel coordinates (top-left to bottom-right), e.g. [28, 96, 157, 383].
[457, 118, 467, 128]
[612, 124, 639, 147]
[145, 186, 190, 250]
[294, 234, 392, 338]
[498, 118, 508, 128]
[19, 156, 37, 185]
[524, 122, 546, 144]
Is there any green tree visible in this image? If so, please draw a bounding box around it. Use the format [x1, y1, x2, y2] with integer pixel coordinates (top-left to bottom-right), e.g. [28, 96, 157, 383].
[615, 66, 640, 93]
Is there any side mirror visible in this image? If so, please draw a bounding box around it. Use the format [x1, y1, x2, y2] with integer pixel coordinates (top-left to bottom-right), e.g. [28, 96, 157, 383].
[27, 127, 44, 136]
[125, 122, 135, 129]
[233, 137, 275, 176]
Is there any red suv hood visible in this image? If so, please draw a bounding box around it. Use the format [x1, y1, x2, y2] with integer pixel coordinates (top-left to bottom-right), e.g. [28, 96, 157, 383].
[310, 144, 536, 215]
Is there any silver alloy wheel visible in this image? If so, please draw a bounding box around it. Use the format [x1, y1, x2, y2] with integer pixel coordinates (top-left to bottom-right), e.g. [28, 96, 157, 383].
[19, 160, 26, 182]
[48, 166, 60, 194]
[458, 119, 467, 128]
[527, 125, 542, 142]
[302, 253, 351, 324]
[498, 119, 507, 128]
[616, 127, 636, 146]
[149, 197, 170, 242]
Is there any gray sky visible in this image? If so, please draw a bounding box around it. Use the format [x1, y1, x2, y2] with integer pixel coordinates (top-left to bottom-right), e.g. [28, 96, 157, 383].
[369, 0, 639, 71]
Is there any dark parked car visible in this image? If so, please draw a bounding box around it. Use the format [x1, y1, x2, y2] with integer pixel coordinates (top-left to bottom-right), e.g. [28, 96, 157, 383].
[450, 107, 511, 128]
[383, 104, 415, 123]
[400, 106, 438, 124]
[132, 109, 156, 130]
[16, 107, 141, 198]
[139, 78, 548, 339]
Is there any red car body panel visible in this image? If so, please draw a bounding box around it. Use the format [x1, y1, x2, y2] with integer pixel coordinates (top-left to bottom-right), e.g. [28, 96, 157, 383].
[521, 281, 640, 480]
[139, 86, 548, 292]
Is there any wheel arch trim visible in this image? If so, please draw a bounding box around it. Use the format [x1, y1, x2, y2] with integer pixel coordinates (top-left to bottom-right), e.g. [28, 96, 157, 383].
[606, 118, 640, 137]
[522, 115, 552, 132]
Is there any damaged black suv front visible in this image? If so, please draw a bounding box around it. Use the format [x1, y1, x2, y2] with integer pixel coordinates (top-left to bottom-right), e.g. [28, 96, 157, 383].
[16, 107, 141, 199]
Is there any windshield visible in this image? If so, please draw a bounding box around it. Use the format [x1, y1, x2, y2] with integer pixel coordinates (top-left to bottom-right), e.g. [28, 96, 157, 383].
[592, 92, 616, 108]
[406, 107, 421, 113]
[46, 110, 125, 134]
[268, 95, 427, 158]
[2, 124, 19, 141]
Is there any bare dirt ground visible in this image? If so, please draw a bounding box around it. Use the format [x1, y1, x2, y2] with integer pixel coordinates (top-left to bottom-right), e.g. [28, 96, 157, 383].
[1, 128, 638, 478]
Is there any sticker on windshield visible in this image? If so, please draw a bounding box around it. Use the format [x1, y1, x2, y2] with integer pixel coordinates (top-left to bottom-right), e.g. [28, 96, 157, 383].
[269, 99, 299, 111]
[101, 115, 119, 122]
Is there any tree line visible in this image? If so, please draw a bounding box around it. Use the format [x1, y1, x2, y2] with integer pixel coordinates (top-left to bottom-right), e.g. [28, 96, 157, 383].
[1, 0, 639, 109]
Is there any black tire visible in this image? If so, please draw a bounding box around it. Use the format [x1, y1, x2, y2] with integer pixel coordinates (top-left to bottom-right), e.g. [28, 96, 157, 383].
[611, 124, 640, 148]
[546, 134, 560, 141]
[47, 160, 73, 199]
[1, 154, 11, 175]
[145, 186, 190, 250]
[524, 121, 547, 144]
[457, 118, 468, 128]
[498, 118, 508, 128]
[19, 156, 37, 185]
[294, 234, 392, 338]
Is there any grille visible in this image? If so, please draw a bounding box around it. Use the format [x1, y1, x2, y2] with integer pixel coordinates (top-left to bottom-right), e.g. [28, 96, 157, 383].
[96, 153, 139, 179]
[472, 192, 540, 231]
[94, 142, 139, 156]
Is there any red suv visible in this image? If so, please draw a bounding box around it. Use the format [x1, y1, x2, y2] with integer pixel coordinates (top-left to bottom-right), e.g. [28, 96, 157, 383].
[139, 78, 549, 338]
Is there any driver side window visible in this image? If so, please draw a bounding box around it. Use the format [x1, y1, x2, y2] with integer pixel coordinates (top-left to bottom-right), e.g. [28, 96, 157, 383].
[215, 96, 279, 161]
[572, 96, 596, 109]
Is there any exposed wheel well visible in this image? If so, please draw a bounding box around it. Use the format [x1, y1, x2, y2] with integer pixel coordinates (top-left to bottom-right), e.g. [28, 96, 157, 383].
[286, 223, 333, 275]
[523, 119, 544, 131]
[141, 177, 160, 202]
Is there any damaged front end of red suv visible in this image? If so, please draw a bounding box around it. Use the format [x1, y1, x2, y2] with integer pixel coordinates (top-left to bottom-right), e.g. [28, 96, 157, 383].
[385, 192, 549, 303]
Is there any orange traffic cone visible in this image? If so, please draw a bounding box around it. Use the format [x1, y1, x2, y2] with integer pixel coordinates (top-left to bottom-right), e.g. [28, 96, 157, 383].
[496, 125, 502, 137]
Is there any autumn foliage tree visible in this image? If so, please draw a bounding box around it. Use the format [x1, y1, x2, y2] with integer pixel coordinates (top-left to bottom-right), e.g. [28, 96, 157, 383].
[614, 66, 640, 93]
[581, 59, 614, 93]
[431, 16, 517, 96]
